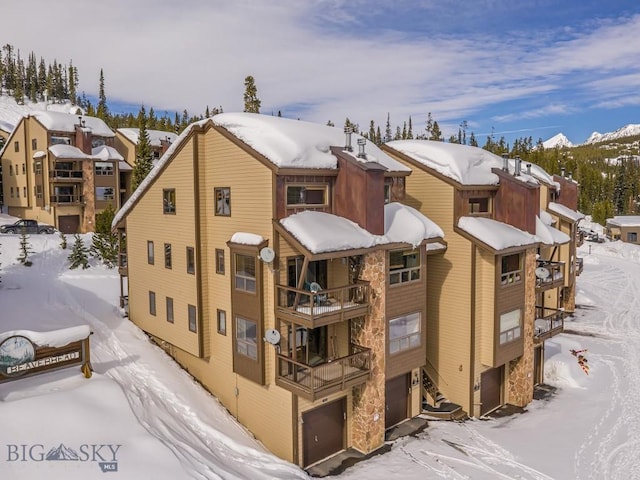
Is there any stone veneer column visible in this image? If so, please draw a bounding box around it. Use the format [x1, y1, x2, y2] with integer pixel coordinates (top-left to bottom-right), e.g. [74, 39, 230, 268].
[563, 282, 576, 312]
[350, 250, 386, 454]
[508, 247, 536, 406]
[81, 159, 95, 233]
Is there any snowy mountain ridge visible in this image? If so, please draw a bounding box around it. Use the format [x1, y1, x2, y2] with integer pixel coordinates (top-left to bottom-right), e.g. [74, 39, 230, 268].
[542, 133, 573, 149]
[584, 124, 640, 145]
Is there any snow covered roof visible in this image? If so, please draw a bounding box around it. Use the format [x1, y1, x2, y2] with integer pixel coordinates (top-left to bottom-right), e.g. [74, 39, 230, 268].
[212, 113, 410, 172]
[279, 203, 444, 254]
[230, 232, 265, 245]
[117, 128, 178, 147]
[536, 216, 571, 245]
[548, 202, 585, 222]
[457, 216, 538, 251]
[49, 144, 92, 159]
[93, 145, 124, 161]
[33, 150, 46, 159]
[32, 111, 114, 137]
[119, 160, 133, 172]
[606, 215, 640, 227]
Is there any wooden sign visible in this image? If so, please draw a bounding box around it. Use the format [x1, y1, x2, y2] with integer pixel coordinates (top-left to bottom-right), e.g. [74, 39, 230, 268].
[0, 326, 93, 383]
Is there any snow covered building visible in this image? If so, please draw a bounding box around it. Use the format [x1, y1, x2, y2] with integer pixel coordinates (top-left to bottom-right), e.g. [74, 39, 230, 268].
[113, 113, 446, 468]
[382, 141, 583, 417]
[604, 215, 640, 244]
[0, 111, 131, 232]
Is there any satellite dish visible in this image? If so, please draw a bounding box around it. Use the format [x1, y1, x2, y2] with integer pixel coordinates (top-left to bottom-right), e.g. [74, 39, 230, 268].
[259, 247, 276, 263]
[264, 329, 281, 345]
[535, 266, 550, 280]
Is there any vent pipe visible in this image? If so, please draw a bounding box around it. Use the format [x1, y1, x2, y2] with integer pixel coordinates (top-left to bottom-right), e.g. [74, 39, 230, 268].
[502, 153, 509, 172]
[526, 163, 532, 175]
[515, 155, 522, 176]
[560, 167, 566, 177]
[568, 172, 573, 180]
[357, 138, 367, 159]
[344, 127, 353, 152]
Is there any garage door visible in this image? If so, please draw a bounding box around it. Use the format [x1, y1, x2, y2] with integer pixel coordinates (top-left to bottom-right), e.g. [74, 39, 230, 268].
[480, 366, 502, 415]
[385, 374, 409, 429]
[58, 215, 80, 234]
[533, 346, 543, 385]
[302, 398, 345, 467]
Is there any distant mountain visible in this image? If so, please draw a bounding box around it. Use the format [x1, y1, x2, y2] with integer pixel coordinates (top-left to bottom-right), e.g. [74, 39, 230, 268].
[542, 133, 573, 149]
[584, 124, 640, 145]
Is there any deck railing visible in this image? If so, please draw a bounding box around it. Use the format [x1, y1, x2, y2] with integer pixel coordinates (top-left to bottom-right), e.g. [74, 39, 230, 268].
[576, 257, 584, 276]
[535, 260, 565, 288]
[534, 308, 564, 342]
[276, 344, 371, 400]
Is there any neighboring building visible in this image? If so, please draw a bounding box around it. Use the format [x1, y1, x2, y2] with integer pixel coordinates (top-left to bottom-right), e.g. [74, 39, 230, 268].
[113, 113, 446, 468]
[605, 216, 640, 244]
[0, 112, 130, 233]
[382, 141, 582, 417]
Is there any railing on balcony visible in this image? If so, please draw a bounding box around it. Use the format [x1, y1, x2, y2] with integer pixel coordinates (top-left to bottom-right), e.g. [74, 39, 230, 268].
[535, 260, 565, 289]
[276, 344, 371, 400]
[276, 282, 370, 328]
[118, 253, 128, 276]
[534, 308, 564, 342]
[576, 257, 584, 276]
[50, 170, 83, 180]
[50, 194, 83, 204]
[576, 230, 585, 247]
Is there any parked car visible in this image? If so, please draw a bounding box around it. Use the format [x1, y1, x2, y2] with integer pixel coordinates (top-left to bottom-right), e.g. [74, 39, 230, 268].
[0, 219, 55, 234]
[585, 231, 605, 243]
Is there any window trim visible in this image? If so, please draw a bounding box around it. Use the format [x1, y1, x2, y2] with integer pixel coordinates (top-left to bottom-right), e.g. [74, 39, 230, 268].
[164, 243, 172, 269]
[234, 253, 256, 293]
[217, 309, 227, 335]
[214, 187, 231, 216]
[188, 304, 197, 333]
[163, 188, 176, 214]
[186, 247, 195, 274]
[499, 309, 522, 345]
[469, 197, 490, 215]
[389, 249, 421, 285]
[149, 291, 156, 316]
[166, 297, 174, 323]
[235, 316, 257, 360]
[388, 312, 421, 354]
[147, 241, 154, 265]
[215, 248, 225, 275]
[286, 184, 329, 207]
[501, 253, 522, 285]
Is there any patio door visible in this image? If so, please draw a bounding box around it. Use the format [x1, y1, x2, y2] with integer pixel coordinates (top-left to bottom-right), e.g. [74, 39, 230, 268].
[287, 257, 327, 290]
[291, 326, 328, 366]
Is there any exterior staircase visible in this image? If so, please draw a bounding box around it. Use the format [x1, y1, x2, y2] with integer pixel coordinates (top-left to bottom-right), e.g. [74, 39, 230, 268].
[421, 367, 466, 421]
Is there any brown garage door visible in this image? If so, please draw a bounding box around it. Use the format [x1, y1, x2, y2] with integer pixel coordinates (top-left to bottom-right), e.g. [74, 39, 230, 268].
[385, 374, 409, 429]
[58, 215, 80, 234]
[480, 366, 503, 415]
[302, 398, 345, 467]
[533, 346, 543, 385]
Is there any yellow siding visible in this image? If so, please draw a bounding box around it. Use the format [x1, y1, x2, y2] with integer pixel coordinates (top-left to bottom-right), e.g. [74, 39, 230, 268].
[476, 248, 496, 366]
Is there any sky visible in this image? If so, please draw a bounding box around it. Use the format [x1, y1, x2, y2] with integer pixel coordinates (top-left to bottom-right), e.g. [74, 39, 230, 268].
[3, 215, 640, 479]
[3, 1, 640, 145]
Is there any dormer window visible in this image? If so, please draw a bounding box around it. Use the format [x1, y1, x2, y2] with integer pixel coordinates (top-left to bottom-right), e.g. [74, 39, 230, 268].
[286, 185, 327, 207]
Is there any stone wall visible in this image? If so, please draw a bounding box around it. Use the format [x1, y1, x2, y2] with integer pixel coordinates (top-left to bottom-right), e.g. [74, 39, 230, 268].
[350, 250, 386, 454]
[508, 247, 535, 406]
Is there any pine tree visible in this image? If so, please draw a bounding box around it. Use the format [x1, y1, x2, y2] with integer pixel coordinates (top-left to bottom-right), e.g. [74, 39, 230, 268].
[59, 230, 68, 249]
[17, 230, 34, 266]
[430, 121, 442, 141]
[90, 204, 119, 268]
[407, 116, 413, 139]
[385, 113, 392, 143]
[132, 105, 154, 190]
[68, 234, 90, 270]
[469, 132, 478, 147]
[96, 68, 109, 121]
[243, 75, 261, 113]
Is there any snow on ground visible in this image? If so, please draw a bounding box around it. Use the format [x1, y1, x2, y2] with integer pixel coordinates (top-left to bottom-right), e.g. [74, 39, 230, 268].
[1, 212, 640, 479]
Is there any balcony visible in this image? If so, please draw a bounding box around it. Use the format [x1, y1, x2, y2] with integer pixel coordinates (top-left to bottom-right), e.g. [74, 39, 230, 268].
[534, 308, 564, 343]
[50, 170, 83, 181]
[576, 257, 584, 276]
[118, 253, 128, 276]
[535, 260, 564, 290]
[50, 194, 83, 205]
[276, 344, 371, 401]
[276, 282, 370, 329]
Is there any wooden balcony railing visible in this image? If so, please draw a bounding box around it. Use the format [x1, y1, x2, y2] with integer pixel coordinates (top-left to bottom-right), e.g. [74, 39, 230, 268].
[50, 170, 83, 180]
[276, 344, 371, 400]
[576, 257, 584, 276]
[276, 282, 370, 329]
[118, 253, 128, 276]
[535, 260, 565, 289]
[50, 194, 83, 204]
[534, 308, 564, 342]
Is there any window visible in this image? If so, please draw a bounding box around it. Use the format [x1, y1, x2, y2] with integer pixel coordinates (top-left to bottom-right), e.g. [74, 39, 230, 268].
[389, 249, 420, 285]
[215, 249, 225, 274]
[217, 309, 227, 335]
[499, 309, 521, 344]
[628, 232, 638, 243]
[186, 247, 195, 274]
[163, 189, 176, 214]
[96, 187, 115, 201]
[286, 185, 327, 206]
[95, 162, 114, 176]
[215, 187, 231, 216]
[469, 197, 490, 214]
[31, 139, 37, 150]
[50, 136, 71, 146]
[236, 317, 257, 359]
[22, 163, 25, 174]
[9, 164, 12, 176]
[235, 254, 256, 292]
[164, 243, 172, 269]
[384, 184, 391, 204]
[34, 161, 42, 175]
[14, 141, 19, 152]
[166, 297, 174, 323]
[23, 187, 26, 198]
[149, 291, 156, 316]
[501, 253, 522, 285]
[10, 187, 14, 198]
[34, 185, 43, 199]
[147, 241, 154, 264]
[15, 164, 18, 175]
[188, 304, 197, 332]
[389, 312, 421, 354]
[91, 138, 106, 148]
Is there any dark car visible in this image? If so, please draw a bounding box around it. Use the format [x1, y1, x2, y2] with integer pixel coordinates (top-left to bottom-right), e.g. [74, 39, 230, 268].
[0, 219, 55, 234]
